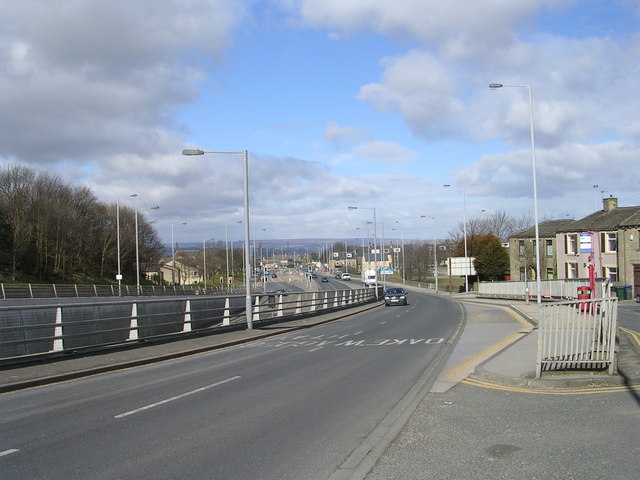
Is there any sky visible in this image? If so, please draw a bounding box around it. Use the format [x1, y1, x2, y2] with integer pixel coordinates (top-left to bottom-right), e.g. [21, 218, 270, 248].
[1, 0, 640, 246]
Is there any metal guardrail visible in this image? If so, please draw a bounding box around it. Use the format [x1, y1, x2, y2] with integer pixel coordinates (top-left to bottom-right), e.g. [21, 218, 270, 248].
[0, 288, 380, 363]
[536, 297, 618, 377]
[0, 283, 248, 299]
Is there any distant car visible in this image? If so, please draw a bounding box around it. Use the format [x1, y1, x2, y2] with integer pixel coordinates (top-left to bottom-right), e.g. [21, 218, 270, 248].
[311, 273, 318, 279]
[321, 276, 329, 282]
[384, 288, 408, 306]
[275, 288, 287, 295]
[341, 273, 351, 280]
[335, 274, 341, 279]
[271, 273, 277, 278]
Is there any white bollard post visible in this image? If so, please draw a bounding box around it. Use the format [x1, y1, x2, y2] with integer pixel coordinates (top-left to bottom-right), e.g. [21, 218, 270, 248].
[183, 300, 192, 332]
[128, 303, 139, 340]
[53, 307, 64, 351]
[223, 297, 231, 326]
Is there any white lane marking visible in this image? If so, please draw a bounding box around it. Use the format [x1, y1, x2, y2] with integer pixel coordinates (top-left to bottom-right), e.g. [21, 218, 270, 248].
[0, 449, 19, 457]
[353, 330, 364, 335]
[114, 376, 241, 419]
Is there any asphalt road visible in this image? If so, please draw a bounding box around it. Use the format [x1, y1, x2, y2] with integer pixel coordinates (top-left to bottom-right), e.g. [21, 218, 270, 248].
[0, 289, 460, 480]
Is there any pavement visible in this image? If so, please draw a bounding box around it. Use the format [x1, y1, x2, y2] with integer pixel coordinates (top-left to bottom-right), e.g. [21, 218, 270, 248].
[2, 290, 639, 396]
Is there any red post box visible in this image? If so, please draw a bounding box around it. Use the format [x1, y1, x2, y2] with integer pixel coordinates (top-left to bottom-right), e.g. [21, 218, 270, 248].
[577, 285, 591, 313]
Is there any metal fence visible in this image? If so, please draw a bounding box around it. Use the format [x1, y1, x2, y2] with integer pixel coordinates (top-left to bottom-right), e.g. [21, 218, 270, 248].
[0, 283, 248, 299]
[536, 296, 618, 377]
[0, 288, 379, 363]
[477, 278, 607, 300]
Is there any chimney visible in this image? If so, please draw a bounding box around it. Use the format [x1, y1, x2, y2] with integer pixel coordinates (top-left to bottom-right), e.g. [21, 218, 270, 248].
[603, 196, 618, 212]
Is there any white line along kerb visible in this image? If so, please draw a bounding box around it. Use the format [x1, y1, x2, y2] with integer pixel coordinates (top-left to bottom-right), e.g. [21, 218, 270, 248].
[114, 376, 241, 419]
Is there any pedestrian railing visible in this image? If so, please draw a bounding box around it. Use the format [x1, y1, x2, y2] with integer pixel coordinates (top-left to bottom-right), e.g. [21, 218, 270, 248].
[0, 283, 251, 299]
[0, 288, 380, 363]
[536, 296, 618, 377]
[478, 278, 607, 301]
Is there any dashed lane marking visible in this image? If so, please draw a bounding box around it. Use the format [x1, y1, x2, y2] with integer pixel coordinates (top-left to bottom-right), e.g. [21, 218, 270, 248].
[0, 449, 19, 457]
[114, 376, 241, 418]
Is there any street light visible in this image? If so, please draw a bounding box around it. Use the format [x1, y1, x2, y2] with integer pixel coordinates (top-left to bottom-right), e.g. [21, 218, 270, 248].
[171, 222, 187, 286]
[116, 198, 122, 296]
[443, 184, 469, 293]
[392, 222, 405, 285]
[348, 206, 379, 298]
[489, 82, 541, 304]
[420, 215, 438, 292]
[182, 148, 253, 329]
[129, 195, 158, 295]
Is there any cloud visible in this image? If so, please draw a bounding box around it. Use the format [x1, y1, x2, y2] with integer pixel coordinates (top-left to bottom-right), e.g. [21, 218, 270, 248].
[0, 0, 247, 164]
[352, 140, 419, 164]
[323, 122, 371, 149]
[277, 0, 565, 58]
[358, 50, 464, 138]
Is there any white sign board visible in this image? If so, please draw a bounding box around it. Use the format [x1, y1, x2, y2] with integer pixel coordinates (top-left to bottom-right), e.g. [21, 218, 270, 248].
[579, 233, 592, 253]
[447, 257, 476, 276]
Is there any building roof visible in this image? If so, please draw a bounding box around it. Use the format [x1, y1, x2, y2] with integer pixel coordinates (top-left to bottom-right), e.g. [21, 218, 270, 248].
[556, 205, 640, 232]
[511, 197, 640, 239]
[511, 219, 577, 239]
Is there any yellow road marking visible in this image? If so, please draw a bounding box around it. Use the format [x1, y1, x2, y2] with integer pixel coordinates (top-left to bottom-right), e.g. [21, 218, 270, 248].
[461, 376, 640, 395]
[445, 305, 640, 395]
[620, 326, 640, 346]
[444, 330, 528, 383]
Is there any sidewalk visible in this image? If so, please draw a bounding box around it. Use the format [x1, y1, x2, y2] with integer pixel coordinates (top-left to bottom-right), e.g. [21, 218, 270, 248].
[449, 293, 640, 390]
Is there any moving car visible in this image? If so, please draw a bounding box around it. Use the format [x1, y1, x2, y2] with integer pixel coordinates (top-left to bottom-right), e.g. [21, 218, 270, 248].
[384, 288, 408, 306]
[341, 273, 351, 280]
[321, 276, 329, 282]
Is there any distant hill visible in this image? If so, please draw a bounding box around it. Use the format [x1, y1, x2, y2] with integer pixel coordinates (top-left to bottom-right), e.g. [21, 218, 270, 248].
[166, 238, 405, 256]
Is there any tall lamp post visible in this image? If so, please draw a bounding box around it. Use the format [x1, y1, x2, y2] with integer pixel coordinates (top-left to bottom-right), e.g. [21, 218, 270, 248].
[171, 222, 187, 286]
[183, 148, 254, 329]
[392, 222, 405, 285]
[129, 195, 158, 295]
[420, 215, 439, 292]
[348, 206, 378, 298]
[489, 83, 541, 305]
[443, 184, 469, 293]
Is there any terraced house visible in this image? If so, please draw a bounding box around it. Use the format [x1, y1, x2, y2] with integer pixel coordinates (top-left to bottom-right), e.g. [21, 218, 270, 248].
[509, 197, 640, 298]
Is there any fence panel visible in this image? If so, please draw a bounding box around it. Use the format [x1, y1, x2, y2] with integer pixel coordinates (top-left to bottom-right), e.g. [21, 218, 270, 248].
[536, 297, 618, 377]
[1, 287, 379, 362]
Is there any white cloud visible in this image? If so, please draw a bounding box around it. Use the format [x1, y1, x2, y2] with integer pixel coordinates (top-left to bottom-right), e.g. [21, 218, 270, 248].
[0, 0, 247, 163]
[352, 141, 418, 164]
[323, 122, 371, 149]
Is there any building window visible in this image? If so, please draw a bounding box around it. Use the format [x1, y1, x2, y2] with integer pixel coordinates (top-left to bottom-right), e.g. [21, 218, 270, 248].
[545, 239, 553, 257]
[546, 267, 554, 279]
[566, 234, 578, 254]
[604, 266, 618, 282]
[600, 232, 617, 253]
[519, 267, 526, 281]
[566, 262, 578, 279]
[518, 240, 525, 256]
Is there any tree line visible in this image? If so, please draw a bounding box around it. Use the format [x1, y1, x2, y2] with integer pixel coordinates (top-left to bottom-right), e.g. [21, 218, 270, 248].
[0, 164, 164, 283]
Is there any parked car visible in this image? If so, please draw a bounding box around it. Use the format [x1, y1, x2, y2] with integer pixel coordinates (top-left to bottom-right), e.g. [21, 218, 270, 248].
[384, 288, 408, 306]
